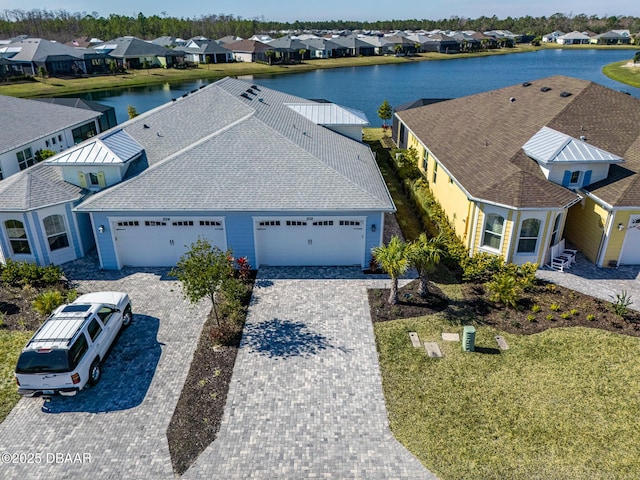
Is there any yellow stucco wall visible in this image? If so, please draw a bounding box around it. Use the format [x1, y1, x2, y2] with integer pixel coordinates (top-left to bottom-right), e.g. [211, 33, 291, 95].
[565, 197, 607, 264]
[411, 140, 474, 246]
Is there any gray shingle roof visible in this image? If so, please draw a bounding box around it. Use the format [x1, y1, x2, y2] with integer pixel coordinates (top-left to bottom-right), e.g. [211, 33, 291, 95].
[0, 95, 101, 154]
[0, 163, 84, 211]
[92, 37, 173, 58]
[77, 77, 393, 212]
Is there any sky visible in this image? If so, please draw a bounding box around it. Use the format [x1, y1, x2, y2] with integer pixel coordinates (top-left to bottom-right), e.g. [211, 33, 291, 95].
[1, 0, 639, 23]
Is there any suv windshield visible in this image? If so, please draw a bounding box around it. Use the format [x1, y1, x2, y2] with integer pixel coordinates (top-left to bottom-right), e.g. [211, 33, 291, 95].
[15, 350, 70, 374]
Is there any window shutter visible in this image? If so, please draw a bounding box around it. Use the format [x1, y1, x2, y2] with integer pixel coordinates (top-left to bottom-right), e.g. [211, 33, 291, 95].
[77, 171, 87, 188]
[97, 171, 106, 188]
[582, 170, 592, 187]
[561, 170, 571, 187]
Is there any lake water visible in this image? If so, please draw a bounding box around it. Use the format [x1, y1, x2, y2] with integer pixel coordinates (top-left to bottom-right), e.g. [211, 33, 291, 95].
[72, 49, 640, 125]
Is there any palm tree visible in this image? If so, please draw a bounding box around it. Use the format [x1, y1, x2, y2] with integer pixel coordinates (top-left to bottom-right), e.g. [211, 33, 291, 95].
[372, 235, 410, 305]
[407, 233, 444, 297]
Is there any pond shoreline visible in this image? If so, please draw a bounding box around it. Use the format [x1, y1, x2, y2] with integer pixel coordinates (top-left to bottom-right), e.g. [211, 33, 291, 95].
[2, 44, 638, 99]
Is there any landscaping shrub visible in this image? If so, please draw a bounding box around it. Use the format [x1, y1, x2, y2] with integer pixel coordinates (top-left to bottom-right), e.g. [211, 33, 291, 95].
[32, 290, 65, 316]
[0, 260, 63, 288]
[610, 291, 633, 317]
[487, 273, 521, 308]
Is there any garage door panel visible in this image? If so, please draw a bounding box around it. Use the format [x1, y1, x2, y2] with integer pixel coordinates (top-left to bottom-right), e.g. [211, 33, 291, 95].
[255, 217, 364, 267]
[112, 218, 226, 267]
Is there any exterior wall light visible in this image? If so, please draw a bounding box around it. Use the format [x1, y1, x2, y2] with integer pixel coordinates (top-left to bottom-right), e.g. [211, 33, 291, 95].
[98, 225, 105, 234]
[371, 224, 377, 233]
[618, 223, 625, 231]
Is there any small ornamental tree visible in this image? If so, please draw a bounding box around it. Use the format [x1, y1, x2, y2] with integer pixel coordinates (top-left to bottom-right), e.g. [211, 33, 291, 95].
[372, 235, 410, 305]
[127, 105, 139, 119]
[377, 99, 393, 131]
[170, 238, 234, 325]
[407, 233, 445, 298]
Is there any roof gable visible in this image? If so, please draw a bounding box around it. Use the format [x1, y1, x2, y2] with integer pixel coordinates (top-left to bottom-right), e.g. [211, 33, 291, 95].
[0, 163, 83, 211]
[523, 126, 623, 164]
[47, 129, 143, 165]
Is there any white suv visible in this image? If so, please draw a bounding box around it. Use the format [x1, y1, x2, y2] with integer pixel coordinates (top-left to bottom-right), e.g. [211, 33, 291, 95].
[15, 291, 132, 397]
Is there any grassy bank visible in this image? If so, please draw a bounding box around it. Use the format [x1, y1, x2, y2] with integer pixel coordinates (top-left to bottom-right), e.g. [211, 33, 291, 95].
[375, 311, 640, 479]
[0, 46, 538, 99]
[603, 59, 640, 88]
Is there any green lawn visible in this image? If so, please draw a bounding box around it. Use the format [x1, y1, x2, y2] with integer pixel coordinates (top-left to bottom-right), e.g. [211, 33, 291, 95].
[375, 307, 640, 479]
[603, 60, 640, 88]
[0, 330, 33, 422]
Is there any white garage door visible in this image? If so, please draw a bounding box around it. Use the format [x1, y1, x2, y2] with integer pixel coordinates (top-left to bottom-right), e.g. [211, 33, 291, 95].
[619, 215, 640, 265]
[255, 217, 365, 267]
[112, 218, 226, 267]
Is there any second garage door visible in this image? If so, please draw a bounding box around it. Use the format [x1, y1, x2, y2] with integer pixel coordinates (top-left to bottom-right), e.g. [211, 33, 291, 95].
[112, 218, 226, 267]
[254, 217, 365, 267]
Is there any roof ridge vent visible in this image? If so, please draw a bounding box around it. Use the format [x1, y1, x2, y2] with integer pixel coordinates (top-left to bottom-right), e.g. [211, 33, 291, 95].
[540, 86, 552, 92]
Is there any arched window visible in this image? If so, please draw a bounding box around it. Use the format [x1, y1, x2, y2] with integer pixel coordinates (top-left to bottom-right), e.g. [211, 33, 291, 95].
[517, 218, 541, 253]
[482, 213, 505, 250]
[43, 215, 69, 251]
[4, 220, 31, 255]
[549, 214, 562, 247]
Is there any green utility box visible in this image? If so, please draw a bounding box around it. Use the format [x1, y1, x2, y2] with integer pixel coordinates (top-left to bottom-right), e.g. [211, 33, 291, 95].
[462, 325, 476, 352]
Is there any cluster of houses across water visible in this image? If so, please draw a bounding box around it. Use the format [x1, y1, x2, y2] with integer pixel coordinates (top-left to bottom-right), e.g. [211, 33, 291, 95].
[2, 27, 634, 79]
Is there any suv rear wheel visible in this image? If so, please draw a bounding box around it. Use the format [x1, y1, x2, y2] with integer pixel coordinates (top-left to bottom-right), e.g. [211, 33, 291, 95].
[89, 359, 101, 386]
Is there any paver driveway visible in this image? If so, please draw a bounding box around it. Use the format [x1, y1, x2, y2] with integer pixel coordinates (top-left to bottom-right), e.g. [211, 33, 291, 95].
[0, 263, 435, 479]
[0, 265, 210, 479]
[183, 267, 436, 479]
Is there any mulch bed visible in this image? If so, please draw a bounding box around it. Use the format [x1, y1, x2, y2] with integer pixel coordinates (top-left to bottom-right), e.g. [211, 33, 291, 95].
[166, 275, 255, 476]
[0, 283, 70, 331]
[369, 279, 640, 337]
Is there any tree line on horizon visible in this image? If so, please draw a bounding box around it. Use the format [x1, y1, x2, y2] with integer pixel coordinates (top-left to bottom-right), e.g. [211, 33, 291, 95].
[1, 9, 639, 44]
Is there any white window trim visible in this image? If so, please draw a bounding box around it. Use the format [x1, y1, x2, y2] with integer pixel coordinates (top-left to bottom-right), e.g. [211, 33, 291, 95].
[479, 211, 506, 254]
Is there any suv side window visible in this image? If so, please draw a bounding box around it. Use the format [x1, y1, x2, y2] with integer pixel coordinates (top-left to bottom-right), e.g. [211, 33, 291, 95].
[87, 318, 103, 342]
[68, 333, 89, 370]
[97, 307, 114, 325]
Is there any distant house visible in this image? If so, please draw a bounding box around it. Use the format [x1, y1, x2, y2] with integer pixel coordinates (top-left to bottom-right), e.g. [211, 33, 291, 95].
[150, 36, 187, 48]
[268, 36, 310, 62]
[591, 31, 631, 45]
[223, 39, 274, 63]
[299, 38, 347, 58]
[0, 79, 392, 269]
[331, 35, 375, 56]
[394, 76, 640, 268]
[421, 33, 460, 54]
[92, 36, 182, 69]
[176, 38, 233, 64]
[0, 37, 108, 76]
[556, 31, 591, 45]
[0, 96, 103, 181]
[542, 31, 565, 43]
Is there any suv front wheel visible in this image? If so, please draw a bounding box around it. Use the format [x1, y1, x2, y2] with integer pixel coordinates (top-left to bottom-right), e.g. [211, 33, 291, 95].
[122, 304, 133, 328]
[89, 359, 101, 386]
